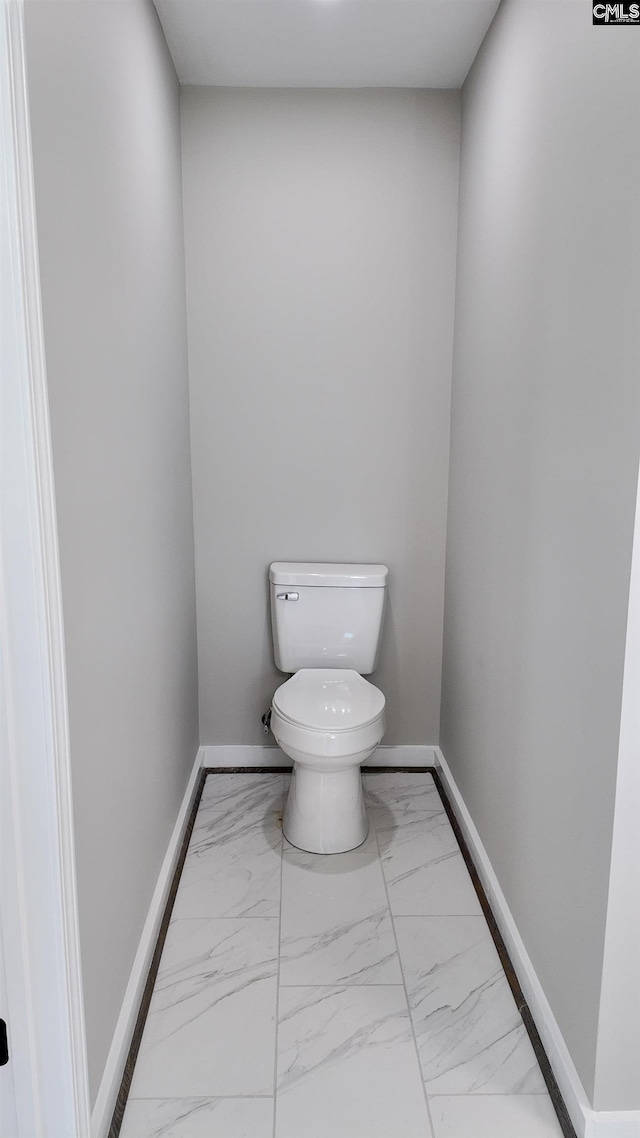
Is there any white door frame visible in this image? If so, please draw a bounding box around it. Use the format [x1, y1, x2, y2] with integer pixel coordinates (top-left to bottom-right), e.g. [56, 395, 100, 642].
[0, 0, 91, 1134]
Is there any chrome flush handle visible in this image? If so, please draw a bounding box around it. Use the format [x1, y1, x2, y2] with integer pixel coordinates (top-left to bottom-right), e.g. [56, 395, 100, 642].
[276, 591, 299, 601]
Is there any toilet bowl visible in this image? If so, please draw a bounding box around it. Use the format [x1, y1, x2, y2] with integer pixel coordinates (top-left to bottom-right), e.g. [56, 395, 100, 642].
[271, 669, 386, 853]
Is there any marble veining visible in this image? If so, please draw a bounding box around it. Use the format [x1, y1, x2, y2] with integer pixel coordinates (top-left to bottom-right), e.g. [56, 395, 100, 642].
[128, 918, 278, 1098]
[171, 792, 283, 919]
[277, 986, 415, 1089]
[395, 915, 545, 1095]
[365, 771, 444, 827]
[280, 908, 402, 985]
[280, 831, 402, 985]
[119, 1097, 274, 1138]
[275, 986, 429, 1138]
[119, 771, 565, 1138]
[197, 772, 284, 819]
[377, 812, 482, 916]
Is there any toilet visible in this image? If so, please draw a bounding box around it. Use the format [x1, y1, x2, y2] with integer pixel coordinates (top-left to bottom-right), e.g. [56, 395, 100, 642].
[269, 562, 388, 854]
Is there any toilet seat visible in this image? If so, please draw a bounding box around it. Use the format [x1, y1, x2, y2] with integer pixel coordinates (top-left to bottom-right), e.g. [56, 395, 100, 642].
[272, 669, 385, 732]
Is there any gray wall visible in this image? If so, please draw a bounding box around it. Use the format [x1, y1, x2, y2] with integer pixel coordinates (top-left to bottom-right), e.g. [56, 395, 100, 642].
[182, 88, 460, 746]
[25, 0, 199, 1103]
[441, 0, 640, 1104]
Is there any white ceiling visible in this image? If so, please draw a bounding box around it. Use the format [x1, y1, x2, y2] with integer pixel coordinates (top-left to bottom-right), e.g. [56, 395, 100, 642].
[154, 0, 501, 89]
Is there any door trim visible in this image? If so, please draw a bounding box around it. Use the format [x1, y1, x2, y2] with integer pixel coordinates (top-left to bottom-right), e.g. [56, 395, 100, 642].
[0, 1, 91, 1132]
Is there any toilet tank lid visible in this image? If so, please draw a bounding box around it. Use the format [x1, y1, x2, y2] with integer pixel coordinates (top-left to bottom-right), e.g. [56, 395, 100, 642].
[269, 563, 388, 588]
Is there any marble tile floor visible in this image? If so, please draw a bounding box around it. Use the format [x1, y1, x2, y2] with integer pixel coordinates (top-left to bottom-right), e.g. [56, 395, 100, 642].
[120, 771, 565, 1138]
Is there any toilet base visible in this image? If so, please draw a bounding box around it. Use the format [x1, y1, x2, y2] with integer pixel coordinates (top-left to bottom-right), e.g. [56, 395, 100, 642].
[283, 762, 368, 854]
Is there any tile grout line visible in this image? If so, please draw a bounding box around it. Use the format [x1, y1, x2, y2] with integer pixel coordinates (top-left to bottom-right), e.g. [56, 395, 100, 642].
[272, 774, 286, 1138]
[366, 779, 437, 1138]
[277, 983, 405, 989]
[168, 915, 283, 921]
[126, 1095, 275, 1100]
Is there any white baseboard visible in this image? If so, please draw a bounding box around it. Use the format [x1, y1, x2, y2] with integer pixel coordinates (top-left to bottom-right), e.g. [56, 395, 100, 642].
[434, 747, 640, 1138]
[91, 748, 205, 1138]
[201, 744, 436, 769]
[365, 745, 436, 767]
[202, 744, 291, 767]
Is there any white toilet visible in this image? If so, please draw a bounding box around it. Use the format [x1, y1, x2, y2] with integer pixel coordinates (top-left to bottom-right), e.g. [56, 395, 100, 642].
[269, 562, 388, 854]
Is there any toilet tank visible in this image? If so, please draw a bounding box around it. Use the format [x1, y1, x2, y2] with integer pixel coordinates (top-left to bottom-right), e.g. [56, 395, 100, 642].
[269, 563, 388, 674]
